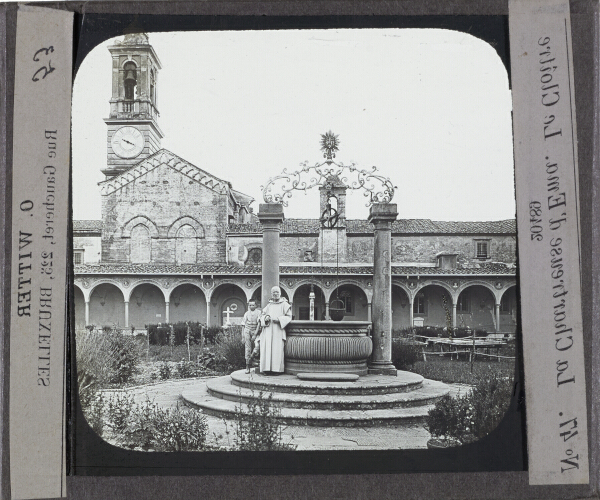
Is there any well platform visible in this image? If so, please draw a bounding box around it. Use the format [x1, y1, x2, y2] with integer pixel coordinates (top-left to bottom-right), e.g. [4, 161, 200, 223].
[182, 370, 449, 427]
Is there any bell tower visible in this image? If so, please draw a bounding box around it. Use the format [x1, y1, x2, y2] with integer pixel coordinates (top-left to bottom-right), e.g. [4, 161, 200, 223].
[103, 33, 164, 178]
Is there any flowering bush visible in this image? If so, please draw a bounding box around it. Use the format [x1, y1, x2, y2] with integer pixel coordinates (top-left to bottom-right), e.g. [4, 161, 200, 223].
[151, 404, 209, 452]
[426, 373, 513, 445]
[176, 360, 198, 378]
[159, 361, 172, 380]
[88, 395, 209, 451]
[105, 392, 136, 435]
[234, 391, 295, 451]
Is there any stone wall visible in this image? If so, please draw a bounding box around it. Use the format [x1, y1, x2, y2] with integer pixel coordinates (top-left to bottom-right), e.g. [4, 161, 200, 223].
[101, 163, 229, 263]
[348, 234, 516, 264]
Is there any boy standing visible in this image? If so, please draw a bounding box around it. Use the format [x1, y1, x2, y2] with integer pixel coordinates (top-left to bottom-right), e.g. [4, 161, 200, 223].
[241, 299, 261, 373]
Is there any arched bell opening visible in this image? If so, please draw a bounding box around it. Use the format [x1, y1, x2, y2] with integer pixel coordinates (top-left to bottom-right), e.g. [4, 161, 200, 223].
[123, 61, 137, 100]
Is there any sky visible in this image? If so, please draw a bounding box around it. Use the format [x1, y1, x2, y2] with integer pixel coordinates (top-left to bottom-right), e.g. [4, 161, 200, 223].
[72, 29, 515, 222]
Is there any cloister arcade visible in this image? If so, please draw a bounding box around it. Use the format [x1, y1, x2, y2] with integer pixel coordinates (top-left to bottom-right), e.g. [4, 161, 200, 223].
[73, 274, 517, 334]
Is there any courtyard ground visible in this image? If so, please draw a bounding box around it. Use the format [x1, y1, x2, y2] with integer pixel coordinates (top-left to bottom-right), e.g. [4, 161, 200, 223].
[99, 376, 473, 451]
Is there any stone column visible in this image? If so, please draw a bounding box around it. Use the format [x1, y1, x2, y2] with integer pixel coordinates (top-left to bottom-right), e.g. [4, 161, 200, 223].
[258, 203, 285, 308]
[409, 296, 414, 327]
[368, 203, 398, 375]
[206, 301, 211, 327]
[325, 302, 330, 320]
[495, 302, 501, 332]
[85, 300, 90, 325]
[452, 302, 457, 328]
[367, 302, 372, 322]
[309, 285, 315, 321]
[124, 301, 129, 328]
[165, 301, 170, 323]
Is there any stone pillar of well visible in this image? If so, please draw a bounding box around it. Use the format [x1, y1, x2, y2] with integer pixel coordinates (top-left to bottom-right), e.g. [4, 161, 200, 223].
[368, 203, 398, 375]
[258, 203, 285, 308]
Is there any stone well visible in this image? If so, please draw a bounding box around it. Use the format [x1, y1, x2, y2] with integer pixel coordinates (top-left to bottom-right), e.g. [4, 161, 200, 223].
[284, 320, 373, 376]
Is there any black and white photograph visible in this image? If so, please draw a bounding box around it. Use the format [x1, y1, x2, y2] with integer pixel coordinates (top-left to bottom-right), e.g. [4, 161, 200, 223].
[71, 27, 518, 456]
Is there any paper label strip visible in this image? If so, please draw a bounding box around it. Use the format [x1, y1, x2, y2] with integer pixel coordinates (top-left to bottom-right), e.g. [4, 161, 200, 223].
[509, 0, 589, 486]
[9, 6, 72, 500]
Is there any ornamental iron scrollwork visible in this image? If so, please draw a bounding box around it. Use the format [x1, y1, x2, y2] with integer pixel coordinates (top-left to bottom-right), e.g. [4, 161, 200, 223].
[261, 131, 396, 208]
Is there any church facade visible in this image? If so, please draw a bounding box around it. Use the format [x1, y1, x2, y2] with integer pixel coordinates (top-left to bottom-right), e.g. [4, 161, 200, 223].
[73, 34, 518, 335]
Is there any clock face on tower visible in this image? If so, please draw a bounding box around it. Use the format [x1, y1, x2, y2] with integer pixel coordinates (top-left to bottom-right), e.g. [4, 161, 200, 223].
[111, 126, 144, 159]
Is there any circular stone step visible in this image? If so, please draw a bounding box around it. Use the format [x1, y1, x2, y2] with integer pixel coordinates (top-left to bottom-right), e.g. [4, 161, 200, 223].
[230, 370, 424, 395]
[296, 373, 359, 382]
[181, 381, 444, 427]
[202, 375, 449, 411]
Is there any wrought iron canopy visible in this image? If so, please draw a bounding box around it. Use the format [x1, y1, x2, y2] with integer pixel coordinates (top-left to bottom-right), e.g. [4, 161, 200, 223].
[261, 131, 396, 207]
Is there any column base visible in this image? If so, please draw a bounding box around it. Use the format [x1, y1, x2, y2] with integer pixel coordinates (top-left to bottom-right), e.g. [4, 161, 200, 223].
[368, 362, 397, 376]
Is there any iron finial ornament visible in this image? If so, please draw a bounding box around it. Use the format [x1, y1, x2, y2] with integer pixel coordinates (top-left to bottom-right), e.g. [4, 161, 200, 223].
[320, 130, 340, 162]
[261, 132, 396, 208]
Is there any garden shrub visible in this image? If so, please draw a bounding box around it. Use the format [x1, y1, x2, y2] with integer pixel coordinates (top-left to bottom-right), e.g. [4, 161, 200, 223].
[77, 365, 97, 410]
[124, 398, 161, 451]
[468, 372, 513, 438]
[94, 396, 209, 451]
[108, 329, 141, 384]
[392, 328, 415, 340]
[147, 322, 208, 346]
[204, 325, 223, 345]
[83, 392, 105, 438]
[105, 393, 136, 435]
[235, 391, 295, 451]
[150, 404, 209, 452]
[426, 373, 513, 444]
[159, 361, 172, 380]
[213, 327, 246, 373]
[177, 360, 197, 379]
[391, 340, 422, 369]
[76, 328, 141, 388]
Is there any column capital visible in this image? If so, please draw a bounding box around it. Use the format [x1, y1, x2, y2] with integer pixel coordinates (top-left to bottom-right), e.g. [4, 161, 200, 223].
[258, 203, 285, 226]
[368, 203, 398, 225]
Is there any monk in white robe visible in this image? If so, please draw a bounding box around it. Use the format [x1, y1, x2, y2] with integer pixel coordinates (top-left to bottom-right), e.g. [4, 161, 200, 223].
[257, 286, 292, 373]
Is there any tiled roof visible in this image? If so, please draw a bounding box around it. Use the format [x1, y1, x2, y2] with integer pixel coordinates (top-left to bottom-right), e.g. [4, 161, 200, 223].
[73, 220, 102, 232]
[227, 218, 516, 235]
[74, 262, 515, 276]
